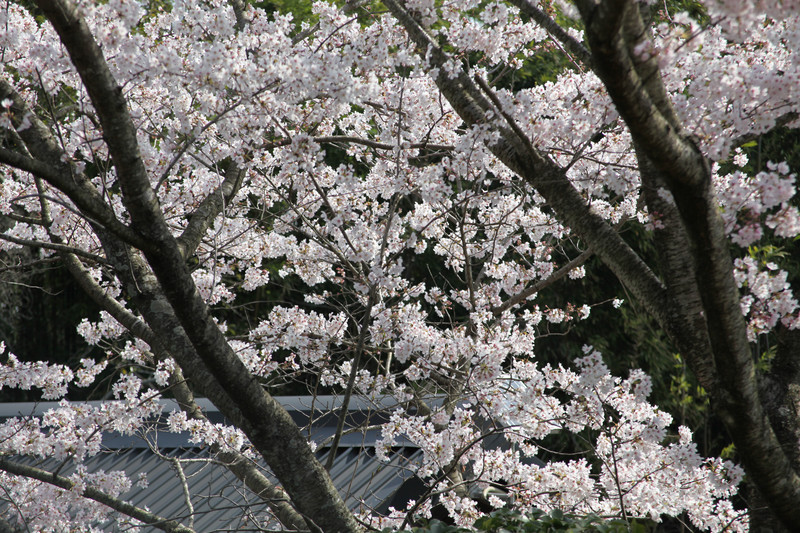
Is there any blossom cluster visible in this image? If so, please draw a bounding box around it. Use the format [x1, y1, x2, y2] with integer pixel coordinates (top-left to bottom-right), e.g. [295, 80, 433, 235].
[0, 467, 133, 533]
[0, 372, 162, 531]
[1, 0, 798, 530]
[379, 348, 746, 531]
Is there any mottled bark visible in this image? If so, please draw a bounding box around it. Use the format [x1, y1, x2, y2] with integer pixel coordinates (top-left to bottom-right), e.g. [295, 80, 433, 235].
[6, 1, 365, 532]
[762, 328, 800, 471]
[635, 153, 718, 392]
[176, 161, 246, 260]
[383, 0, 800, 526]
[577, 0, 800, 527]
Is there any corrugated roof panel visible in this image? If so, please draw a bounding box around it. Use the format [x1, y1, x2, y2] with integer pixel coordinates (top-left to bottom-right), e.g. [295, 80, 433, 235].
[2, 445, 423, 531]
[0, 398, 426, 530]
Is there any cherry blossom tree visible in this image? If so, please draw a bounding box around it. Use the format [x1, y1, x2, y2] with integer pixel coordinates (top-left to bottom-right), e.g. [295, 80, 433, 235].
[0, 0, 799, 531]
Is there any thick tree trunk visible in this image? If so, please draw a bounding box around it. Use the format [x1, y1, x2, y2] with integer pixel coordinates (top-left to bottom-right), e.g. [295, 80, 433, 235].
[7, 0, 800, 529]
[7, 2, 366, 531]
[384, 0, 800, 526]
[576, 0, 800, 527]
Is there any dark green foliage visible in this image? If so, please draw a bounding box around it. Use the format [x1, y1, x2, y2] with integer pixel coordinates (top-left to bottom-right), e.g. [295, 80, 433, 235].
[0, 261, 106, 402]
[651, 0, 709, 24]
[491, 46, 575, 91]
[253, 0, 316, 26]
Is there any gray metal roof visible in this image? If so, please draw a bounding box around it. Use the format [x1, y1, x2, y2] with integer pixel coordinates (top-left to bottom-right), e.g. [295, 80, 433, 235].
[0, 397, 425, 532]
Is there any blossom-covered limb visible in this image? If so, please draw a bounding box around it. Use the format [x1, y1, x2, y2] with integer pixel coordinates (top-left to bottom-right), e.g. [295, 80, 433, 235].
[493, 249, 592, 316]
[0, 233, 106, 264]
[63, 248, 310, 530]
[506, 0, 592, 66]
[383, 0, 671, 328]
[32, 1, 361, 530]
[578, 0, 800, 525]
[0, 80, 149, 250]
[0, 457, 196, 533]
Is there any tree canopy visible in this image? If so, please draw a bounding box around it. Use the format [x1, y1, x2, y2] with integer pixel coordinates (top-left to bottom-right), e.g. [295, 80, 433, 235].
[1, 0, 799, 531]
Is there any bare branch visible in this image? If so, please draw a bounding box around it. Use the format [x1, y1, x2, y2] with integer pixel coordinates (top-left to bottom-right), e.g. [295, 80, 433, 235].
[176, 161, 246, 259]
[492, 249, 593, 316]
[0, 233, 107, 265]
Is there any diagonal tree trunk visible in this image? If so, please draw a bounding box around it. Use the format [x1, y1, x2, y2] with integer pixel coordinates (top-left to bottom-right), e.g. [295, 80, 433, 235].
[384, 0, 800, 526]
[576, 0, 800, 526]
[5, 1, 366, 531]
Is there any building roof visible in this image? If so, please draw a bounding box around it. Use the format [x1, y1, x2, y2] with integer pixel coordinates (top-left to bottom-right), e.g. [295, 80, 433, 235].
[0, 397, 424, 531]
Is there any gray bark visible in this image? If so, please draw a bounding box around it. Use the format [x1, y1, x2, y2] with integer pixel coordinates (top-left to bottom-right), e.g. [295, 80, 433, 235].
[383, 0, 800, 527]
[575, 1, 800, 526]
[0, 1, 365, 532]
[3, 0, 800, 528]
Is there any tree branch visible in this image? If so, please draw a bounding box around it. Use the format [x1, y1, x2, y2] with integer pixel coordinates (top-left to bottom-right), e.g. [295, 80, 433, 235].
[0, 457, 196, 533]
[576, 0, 703, 187]
[260, 135, 453, 153]
[730, 111, 800, 149]
[34, 3, 360, 530]
[176, 161, 246, 260]
[636, 152, 717, 392]
[0, 515, 24, 533]
[62, 248, 309, 531]
[0, 82, 149, 251]
[761, 327, 800, 471]
[0, 233, 107, 265]
[578, 1, 800, 527]
[383, 0, 670, 329]
[492, 249, 593, 316]
[506, 0, 593, 66]
[315, 136, 453, 152]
